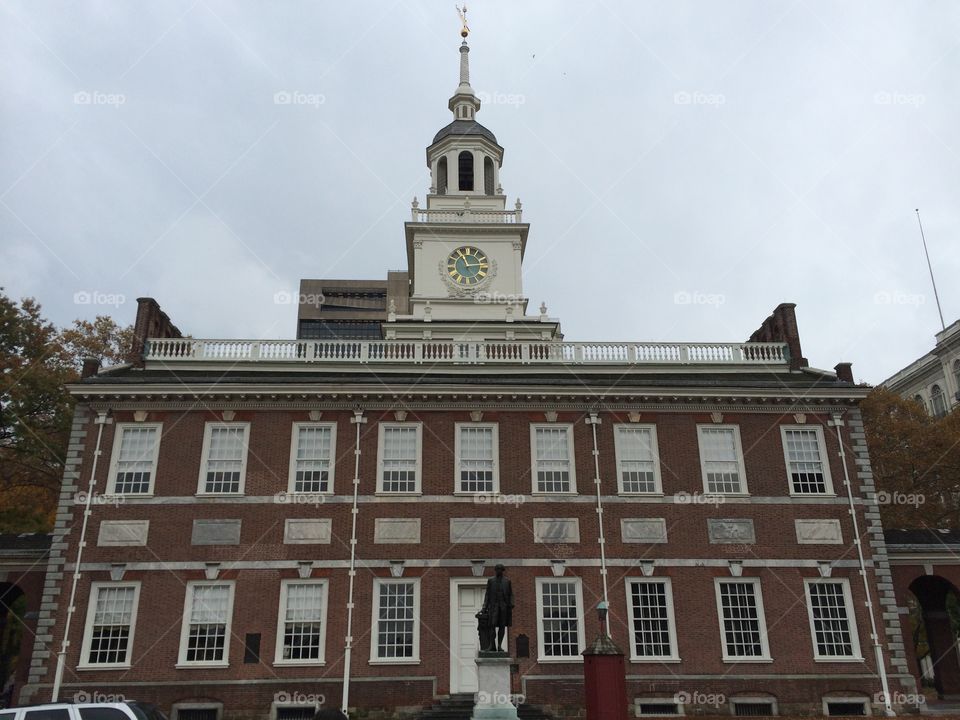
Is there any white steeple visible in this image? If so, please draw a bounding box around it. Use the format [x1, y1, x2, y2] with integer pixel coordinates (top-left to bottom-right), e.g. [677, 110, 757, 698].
[448, 39, 480, 122]
[390, 10, 561, 342]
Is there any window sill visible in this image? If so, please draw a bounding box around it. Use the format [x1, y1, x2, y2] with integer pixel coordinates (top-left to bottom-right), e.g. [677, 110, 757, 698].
[273, 660, 327, 667]
[194, 493, 245, 498]
[536, 656, 584, 664]
[531, 492, 579, 497]
[788, 492, 837, 499]
[814, 656, 864, 663]
[720, 657, 773, 664]
[374, 492, 422, 497]
[618, 492, 665, 498]
[628, 657, 681, 664]
[175, 662, 230, 669]
[368, 658, 421, 665]
[103, 494, 154, 500]
[76, 664, 131, 671]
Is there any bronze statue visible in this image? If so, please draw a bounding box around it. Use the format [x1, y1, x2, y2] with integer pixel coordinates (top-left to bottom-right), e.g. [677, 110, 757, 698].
[478, 563, 513, 652]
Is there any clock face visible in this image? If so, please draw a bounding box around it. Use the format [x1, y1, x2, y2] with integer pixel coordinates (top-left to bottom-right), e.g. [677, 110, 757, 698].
[446, 246, 489, 286]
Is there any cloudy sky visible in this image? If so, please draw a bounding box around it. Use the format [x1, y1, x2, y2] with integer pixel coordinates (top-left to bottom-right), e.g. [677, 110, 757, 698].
[2, 1, 959, 383]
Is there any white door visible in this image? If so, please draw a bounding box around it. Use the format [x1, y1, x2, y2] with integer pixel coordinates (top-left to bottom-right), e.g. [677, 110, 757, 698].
[452, 585, 485, 693]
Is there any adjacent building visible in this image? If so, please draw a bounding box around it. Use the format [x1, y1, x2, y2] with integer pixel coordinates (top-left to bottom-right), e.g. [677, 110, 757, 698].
[882, 320, 960, 416]
[20, 31, 919, 720]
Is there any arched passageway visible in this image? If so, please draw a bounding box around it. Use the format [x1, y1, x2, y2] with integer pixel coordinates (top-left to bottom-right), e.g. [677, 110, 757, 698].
[0, 582, 27, 708]
[909, 575, 960, 698]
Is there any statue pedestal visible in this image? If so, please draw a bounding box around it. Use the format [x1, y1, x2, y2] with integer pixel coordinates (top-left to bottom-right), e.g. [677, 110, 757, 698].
[472, 652, 518, 720]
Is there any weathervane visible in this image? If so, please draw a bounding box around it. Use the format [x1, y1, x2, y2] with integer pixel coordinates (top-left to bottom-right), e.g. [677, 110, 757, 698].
[456, 4, 469, 37]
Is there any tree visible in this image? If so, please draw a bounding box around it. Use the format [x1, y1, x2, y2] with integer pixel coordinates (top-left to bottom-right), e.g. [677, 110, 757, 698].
[0, 290, 132, 532]
[861, 387, 960, 529]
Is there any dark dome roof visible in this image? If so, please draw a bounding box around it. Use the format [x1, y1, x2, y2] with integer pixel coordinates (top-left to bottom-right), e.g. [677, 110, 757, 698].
[432, 119, 498, 145]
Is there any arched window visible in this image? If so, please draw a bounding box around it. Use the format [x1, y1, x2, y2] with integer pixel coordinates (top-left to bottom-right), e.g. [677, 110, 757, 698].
[931, 384, 947, 417]
[437, 157, 448, 195]
[484, 157, 495, 195]
[954, 359, 960, 396]
[458, 151, 474, 192]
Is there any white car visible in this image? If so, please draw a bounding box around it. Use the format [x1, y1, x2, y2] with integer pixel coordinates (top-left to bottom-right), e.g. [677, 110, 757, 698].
[1, 703, 166, 720]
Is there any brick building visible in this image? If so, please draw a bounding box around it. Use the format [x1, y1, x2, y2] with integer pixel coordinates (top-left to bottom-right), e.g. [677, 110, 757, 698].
[20, 32, 917, 720]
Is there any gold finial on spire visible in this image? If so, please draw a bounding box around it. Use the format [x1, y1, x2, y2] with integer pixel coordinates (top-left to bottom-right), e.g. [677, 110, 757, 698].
[456, 4, 469, 38]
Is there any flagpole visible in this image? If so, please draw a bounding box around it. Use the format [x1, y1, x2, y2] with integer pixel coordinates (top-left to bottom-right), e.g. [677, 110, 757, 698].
[915, 208, 946, 331]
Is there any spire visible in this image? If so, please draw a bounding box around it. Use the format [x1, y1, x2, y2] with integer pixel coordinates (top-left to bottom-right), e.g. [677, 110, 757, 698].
[450, 5, 480, 122]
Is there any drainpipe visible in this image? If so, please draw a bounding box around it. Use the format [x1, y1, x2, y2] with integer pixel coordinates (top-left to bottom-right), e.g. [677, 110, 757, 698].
[829, 412, 895, 717]
[52, 411, 111, 702]
[585, 413, 609, 607]
[341, 409, 366, 716]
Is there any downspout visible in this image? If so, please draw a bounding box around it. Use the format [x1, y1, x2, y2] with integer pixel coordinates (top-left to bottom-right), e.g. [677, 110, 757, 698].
[586, 413, 609, 606]
[829, 412, 894, 717]
[341, 409, 366, 716]
[52, 410, 111, 702]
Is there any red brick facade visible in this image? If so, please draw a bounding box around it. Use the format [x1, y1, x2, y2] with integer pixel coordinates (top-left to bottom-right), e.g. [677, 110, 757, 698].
[21, 391, 918, 717]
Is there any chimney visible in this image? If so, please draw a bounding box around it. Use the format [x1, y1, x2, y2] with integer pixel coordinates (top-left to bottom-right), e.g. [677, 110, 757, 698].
[834, 362, 854, 383]
[748, 303, 808, 371]
[81, 357, 101, 379]
[129, 297, 183, 367]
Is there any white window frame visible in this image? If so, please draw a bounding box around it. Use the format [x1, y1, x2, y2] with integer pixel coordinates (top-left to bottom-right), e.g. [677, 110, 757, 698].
[369, 577, 421, 664]
[624, 577, 680, 662]
[530, 424, 577, 495]
[535, 576, 586, 662]
[613, 424, 662, 495]
[804, 578, 863, 662]
[454, 422, 500, 495]
[697, 424, 748, 496]
[713, 577, 771, 662]
[274, 579, 329, 666]
[196, 422, 250, 496]
[781, 425, 834, 496]
[376, 422, 423, 495]
[106, 423, 162, 496]
[78, 581, 141, 669]
[286, 422, 337, 495]
[177, 580, 236, 667]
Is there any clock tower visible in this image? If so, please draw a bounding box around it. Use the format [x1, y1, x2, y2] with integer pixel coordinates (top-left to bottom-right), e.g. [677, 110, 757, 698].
[388, 27, 560, 342]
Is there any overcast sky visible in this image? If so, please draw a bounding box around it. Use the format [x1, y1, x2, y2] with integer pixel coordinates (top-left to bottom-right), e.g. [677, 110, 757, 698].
[2, 1, 959, 383]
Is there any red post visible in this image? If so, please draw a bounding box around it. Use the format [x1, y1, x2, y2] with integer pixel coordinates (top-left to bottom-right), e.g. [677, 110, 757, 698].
[582, 608, 629, 720]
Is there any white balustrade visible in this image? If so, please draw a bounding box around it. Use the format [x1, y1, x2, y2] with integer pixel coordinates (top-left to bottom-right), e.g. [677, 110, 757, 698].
[410, 208, 522, 224]
[144, 338, 788, 367]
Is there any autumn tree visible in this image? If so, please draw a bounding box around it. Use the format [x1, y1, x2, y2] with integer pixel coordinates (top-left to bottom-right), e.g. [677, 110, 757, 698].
[861, 387, 960, 529]
[0, 290, 132, 532]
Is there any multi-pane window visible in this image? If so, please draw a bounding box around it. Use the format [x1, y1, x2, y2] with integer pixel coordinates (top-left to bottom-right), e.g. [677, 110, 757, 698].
[378, 424, 421, 493]
[288, 424, 335, 493]
[715, 579, 769, 660]
[371, 579, 419, 662]
[276, 581, 327, 664]
[931, 385, 947, 417]
[198, 424, 249, 494]
[537, 579, 584, 660]
[614, 425, 661, 494]
[180, 583, 234, 665]
[626, 579, 678, 660]
[698, 426, 747, 494]
[456, 424, 498, 493]
[805, 580, 861, 660]
[80, 583, 139, 667]
[781, 426, 833, 494]
[108, 424, 161, 495]
[532, 425, 576, 493]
